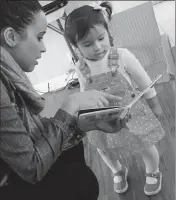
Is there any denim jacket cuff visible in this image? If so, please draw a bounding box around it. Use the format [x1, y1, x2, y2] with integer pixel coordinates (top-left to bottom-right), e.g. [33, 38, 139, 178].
[54, 109, 85, 145]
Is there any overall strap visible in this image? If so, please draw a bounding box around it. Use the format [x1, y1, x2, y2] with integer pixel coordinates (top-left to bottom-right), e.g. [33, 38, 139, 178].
[108, 48, 137, 97]
[78, 56, 93, 83]
[108, 47, 119, 76]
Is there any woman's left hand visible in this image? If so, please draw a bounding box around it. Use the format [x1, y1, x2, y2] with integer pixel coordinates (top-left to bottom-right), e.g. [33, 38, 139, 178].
[78, 112, 131, 133]
[96, 113, 131, 133]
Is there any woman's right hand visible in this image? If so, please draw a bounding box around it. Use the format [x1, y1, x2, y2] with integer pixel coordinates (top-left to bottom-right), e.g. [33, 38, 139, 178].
[60, 90, 122, 116]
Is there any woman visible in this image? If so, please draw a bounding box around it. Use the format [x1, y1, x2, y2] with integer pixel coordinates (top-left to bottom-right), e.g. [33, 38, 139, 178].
[0, 1, 125, 200]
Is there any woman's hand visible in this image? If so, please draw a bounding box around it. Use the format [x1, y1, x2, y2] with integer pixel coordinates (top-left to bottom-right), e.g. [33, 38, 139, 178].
[78, 111, 131, 133]
[96, 114, 130, 133]
[60, 90, 122, 116]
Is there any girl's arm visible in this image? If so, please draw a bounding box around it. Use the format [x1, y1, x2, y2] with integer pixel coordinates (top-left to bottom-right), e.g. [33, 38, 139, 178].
[123, 49, 164, 119]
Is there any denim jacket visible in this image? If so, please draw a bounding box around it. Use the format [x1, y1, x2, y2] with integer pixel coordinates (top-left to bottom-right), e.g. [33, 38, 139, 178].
[0, 71, 85, 186]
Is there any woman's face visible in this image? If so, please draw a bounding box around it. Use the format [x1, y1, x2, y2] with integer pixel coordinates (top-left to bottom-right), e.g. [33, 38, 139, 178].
[10, 11, 48, 72]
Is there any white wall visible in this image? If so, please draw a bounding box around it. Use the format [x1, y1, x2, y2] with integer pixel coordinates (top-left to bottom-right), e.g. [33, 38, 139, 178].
[153, 1, 175, 46]
[111, 1, 148, 14]
[27, 27, 72, 85]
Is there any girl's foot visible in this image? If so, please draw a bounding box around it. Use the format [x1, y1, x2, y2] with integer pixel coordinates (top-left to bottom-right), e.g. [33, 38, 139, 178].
[144, 171, 162, 195]
[113, 165, 128, 193]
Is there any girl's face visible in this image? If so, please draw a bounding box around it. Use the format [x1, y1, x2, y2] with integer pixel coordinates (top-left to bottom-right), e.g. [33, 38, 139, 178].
[9, 11, 47, 72]
[77, 24, 110, 61]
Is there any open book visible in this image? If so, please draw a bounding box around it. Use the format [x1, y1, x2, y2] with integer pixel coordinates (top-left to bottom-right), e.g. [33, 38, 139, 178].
[78, 75, 162, 125]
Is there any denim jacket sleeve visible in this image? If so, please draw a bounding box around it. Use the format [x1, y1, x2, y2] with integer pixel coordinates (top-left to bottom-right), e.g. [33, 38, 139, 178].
[0, 79, 85, 184]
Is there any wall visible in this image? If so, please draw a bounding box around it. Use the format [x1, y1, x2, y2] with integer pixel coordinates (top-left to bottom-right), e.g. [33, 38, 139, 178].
[27, 27, 72, 85]
[153, 1, 175, 46]
[111, 1, 148, 14]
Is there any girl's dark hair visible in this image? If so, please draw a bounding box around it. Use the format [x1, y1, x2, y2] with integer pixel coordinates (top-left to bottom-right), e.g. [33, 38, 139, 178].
[1, 1, 43, 34]
[65, 3, 113, 47]
[100, 1, 113, 21]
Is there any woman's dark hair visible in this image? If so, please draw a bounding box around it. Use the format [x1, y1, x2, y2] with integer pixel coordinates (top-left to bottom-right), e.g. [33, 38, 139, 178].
[1, 1, 43, 34]
[65, 3, 113, 47]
